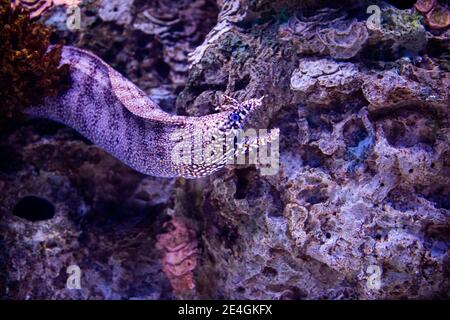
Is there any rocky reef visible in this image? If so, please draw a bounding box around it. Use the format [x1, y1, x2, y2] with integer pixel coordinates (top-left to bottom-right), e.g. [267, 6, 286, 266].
[0, 0, 449, 299]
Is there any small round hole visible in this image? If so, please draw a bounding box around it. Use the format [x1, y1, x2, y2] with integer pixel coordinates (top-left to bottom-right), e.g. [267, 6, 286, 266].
[13, 196, 55, 222]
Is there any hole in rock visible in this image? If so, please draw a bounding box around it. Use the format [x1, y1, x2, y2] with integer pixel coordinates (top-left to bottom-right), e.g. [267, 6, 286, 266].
[343, 118, 368, 147]
[306, 113, 333, 133]
[298, 187, 328, 205]
[267, 187, 284, 217]
[13, 196, 55, 222]
[234, 74, 251, 91]
[154, 59, 171, 79]
[262, 267, 278, 277]
[234, 168, 254, 199]
[386, 187, 417, 211]
[299, 145, 326, 168]
[380, 111, 437, 148]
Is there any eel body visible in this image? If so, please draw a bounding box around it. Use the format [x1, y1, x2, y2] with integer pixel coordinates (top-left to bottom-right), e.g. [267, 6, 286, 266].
[26, 46, 265, 178]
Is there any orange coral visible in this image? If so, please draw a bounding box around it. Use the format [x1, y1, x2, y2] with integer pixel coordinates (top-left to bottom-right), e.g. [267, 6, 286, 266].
[156, 218, 198, 294]
[0, 0, 69, 130]
[415, 0, 450, 29]
[426, 4, 450, 29]
[415, 0, 436, 13]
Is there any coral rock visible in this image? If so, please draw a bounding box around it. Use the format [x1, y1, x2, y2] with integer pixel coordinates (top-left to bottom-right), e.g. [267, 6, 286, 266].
[98, 0, 134, 26]
[156, 219, 198, 294]
[415, 0, 436, 13]
[2, 0, 449, 300]
[290, 58, 361, 105]
[426, 4, 450, 29]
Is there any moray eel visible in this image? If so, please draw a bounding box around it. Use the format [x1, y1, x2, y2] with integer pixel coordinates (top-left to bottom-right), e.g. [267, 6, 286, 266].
[26, 46, 267, 178]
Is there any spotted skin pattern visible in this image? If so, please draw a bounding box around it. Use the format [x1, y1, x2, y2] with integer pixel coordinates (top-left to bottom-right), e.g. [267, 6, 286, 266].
[26, 46, 265, 178]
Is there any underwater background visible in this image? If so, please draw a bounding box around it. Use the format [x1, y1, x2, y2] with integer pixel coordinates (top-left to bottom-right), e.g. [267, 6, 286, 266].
[0, 0, 449, 299]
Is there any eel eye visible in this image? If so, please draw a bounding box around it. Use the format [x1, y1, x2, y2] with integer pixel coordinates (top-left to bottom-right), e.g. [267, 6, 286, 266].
[229, 112, 241, 123]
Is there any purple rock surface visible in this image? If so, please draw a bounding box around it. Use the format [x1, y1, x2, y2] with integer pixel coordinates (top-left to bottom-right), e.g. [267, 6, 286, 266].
[1, 0, 449, 299]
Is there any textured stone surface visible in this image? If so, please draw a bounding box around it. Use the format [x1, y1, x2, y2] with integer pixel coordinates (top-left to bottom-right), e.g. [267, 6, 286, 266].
[180, 0, 450, 300]
[1, 0, 449, 299]
[0, 121, 176, 299]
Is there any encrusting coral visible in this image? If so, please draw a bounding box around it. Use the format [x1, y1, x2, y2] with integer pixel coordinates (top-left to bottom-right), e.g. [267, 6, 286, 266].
[156, 218, 198, 295]
[0, 0, 69, 130]
[415, 0, 450, 29]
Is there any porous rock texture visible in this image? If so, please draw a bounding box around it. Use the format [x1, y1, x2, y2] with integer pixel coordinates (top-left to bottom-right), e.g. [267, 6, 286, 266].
[0, 0, 449, 299]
